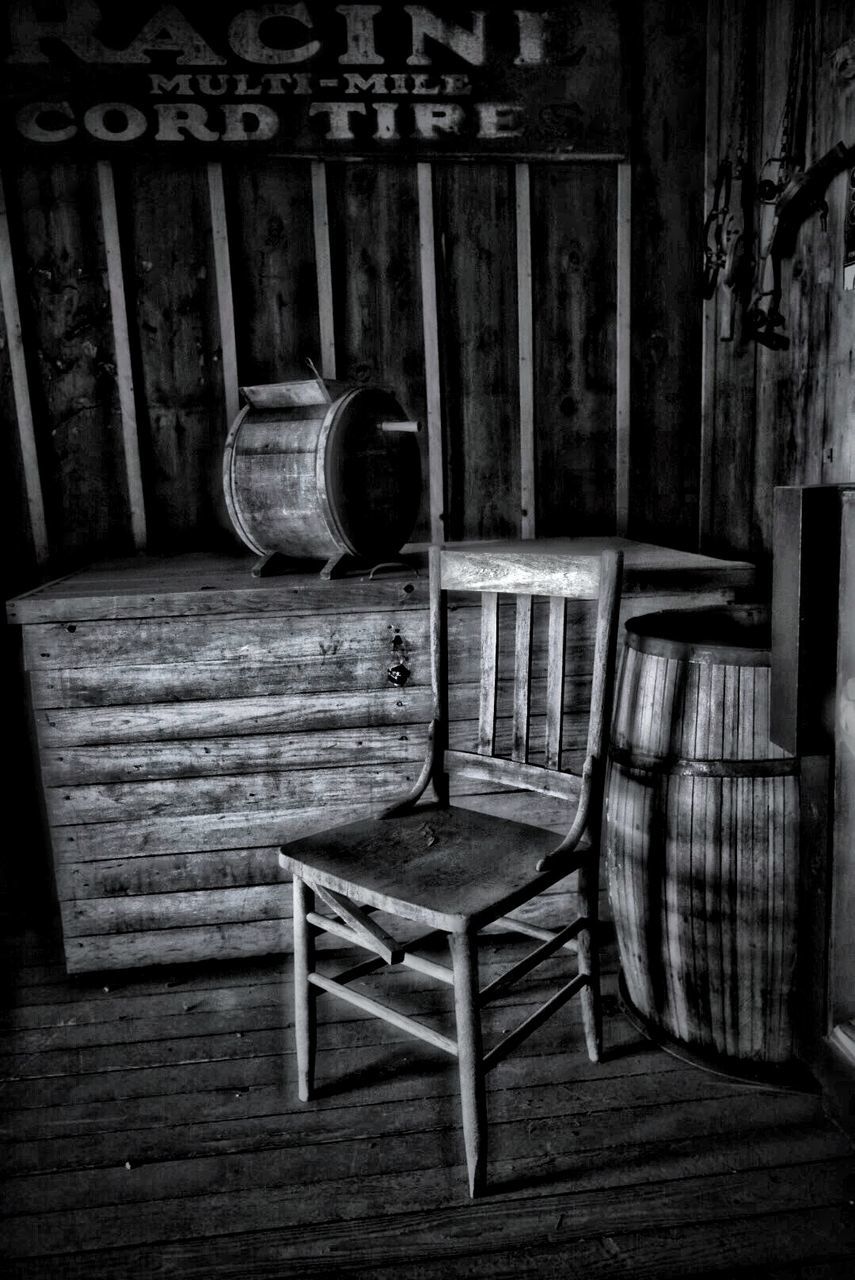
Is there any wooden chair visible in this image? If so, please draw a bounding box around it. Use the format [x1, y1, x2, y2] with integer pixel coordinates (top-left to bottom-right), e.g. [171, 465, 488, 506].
[279, 543, 624, 1197]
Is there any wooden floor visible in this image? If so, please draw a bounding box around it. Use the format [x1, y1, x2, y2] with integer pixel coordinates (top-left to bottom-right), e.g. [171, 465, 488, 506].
[1, 915, 853, 1279]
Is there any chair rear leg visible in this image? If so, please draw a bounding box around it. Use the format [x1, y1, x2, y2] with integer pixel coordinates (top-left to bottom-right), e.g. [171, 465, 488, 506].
[577, 858, 602, 1062]
[292, 875, 317, 1101]
[449, 930, 487, 1198]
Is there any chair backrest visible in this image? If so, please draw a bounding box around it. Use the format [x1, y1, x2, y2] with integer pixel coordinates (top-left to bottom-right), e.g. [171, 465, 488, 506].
[430, 543, 623, 826]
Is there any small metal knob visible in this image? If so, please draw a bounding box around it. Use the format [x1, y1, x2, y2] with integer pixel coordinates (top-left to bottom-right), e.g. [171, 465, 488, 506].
[387, 663, 411, 687]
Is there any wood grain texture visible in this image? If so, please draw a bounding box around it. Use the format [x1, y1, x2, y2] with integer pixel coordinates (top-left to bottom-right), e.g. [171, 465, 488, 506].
[7, 553, 426, 624]
[34, 686, 430, 747]
[831, 492, 854, 1024]
[521, 163, 620, 540]
[226, 160, 319, 385]
[699, 0, 758, 557]
[22, 608, 425, 671]
[435, 164, 519, 540]
[607, 622, 801, 1066]
[0, 925, 851, 1277]
[311, 161, 336, 379]
[416, 162, 445, 545]
[9, 550, 754, 972]
[124, 160, 225, 550]
[515, 163, 535, 539]
[206, 162, 240, 431]
[327, 162, 429, 542]
[0, 172, 48, 565]
[13, 162, 129, 561]
[701, 0, 854, 563]
[752, 0, 801, 565]
[11, 563, 432, 971]
[629, 0, 706, 548]
[615, 161, 631, 536]
[97, 160, 146, 551]
[477, 592, 499, 755]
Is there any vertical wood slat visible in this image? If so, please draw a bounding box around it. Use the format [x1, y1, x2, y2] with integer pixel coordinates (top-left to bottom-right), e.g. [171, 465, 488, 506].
[515, 162, 535, 540]
[0, 171, 49, 563]
[96, 161, 146, 552]
[311, 160, 336, 380]
[477, 591, 499, 755]
[544, 595, 567, 769]
[417, 162, 444, 545]
[207, 161, 240, 431]
[615, 161, 632, 537]
[699, 0, 723, 548]
[512, 594, 533, 762]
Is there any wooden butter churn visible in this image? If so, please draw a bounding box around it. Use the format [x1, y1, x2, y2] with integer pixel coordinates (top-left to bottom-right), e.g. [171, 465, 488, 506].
[223, 376, 422, 577]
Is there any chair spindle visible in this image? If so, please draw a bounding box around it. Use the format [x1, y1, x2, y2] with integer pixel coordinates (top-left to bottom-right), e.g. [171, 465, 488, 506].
[477, 591, 499, 755]
[512, 594, 533, 761]
[544, 595, 567, 769]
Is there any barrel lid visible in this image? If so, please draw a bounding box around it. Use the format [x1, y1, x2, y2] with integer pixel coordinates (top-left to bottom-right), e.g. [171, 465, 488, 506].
[624, 606, 771, 665]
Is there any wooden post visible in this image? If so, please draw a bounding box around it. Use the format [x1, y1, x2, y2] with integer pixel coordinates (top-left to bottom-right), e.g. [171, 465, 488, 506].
[311, 160, 337, 380]
[515, 162, 535, 539]
[97, 161, 147, 552]
[0, 172, 49, 564]
[207, 161, 240, 431]
[417, 162, 445, 546]
[615, 161, 631, 536]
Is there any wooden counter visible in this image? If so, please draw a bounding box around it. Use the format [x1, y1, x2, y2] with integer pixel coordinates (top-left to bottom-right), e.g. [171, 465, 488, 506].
[7, 541, 754, 973]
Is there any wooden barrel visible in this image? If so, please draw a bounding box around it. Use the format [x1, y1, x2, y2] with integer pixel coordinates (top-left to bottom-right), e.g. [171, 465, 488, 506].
[223, 379, 422, 565]
[605, 607, 800, 1069]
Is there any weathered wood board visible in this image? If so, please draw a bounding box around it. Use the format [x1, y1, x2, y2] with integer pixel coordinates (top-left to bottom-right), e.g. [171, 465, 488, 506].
[12, 555, 431, 971]
[7, 544, 755, 972]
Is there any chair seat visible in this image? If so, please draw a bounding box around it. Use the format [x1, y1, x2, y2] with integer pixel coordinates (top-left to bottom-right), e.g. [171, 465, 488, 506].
[279, 802, 589, 933]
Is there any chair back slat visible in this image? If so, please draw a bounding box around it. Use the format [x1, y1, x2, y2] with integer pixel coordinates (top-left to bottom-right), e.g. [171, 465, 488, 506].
[544, 595, 567, 769]
[477, 591, 499, 755]
[444, 750, 582, 802]
[440, 545, 602, 598]
[511, 595, 533, 762]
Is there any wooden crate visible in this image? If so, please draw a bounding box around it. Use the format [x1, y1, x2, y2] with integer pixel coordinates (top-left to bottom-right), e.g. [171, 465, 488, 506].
[7, 541, 755, 973]
[8, 554, 431, 972]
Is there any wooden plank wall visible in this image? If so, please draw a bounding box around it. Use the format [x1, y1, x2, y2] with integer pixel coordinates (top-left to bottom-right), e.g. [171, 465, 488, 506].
[701, 0, 855, 569]
[7, 2, 851, 589]
[1, 152, 625, 585]
[0, 2, 718, 595]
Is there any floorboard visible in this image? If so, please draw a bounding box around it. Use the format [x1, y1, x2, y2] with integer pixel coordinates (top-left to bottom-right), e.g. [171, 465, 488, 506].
[1, 921, 852, 1279]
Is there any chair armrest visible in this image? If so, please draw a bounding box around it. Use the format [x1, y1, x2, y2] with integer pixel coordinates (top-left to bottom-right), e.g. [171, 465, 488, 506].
[379, 719, 441, 819]
[535, 756, 595, 871]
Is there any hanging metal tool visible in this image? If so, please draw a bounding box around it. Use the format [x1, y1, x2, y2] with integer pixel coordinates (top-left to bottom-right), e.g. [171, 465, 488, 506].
[702, 16, 751, 343]
[746, 3, 815, 350]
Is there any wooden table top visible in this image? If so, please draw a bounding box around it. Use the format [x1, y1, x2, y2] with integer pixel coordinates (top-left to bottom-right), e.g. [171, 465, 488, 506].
[6, 539, 755, 625]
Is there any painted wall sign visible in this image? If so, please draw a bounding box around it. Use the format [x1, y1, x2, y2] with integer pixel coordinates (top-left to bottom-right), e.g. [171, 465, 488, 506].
[1, 1, 628, 157]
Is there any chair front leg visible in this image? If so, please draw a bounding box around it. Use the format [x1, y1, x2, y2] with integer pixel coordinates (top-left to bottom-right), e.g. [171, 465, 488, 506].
[449, 930, 487, 1198]
[577, 857, 602, 1062]
[292, 875, 317, 1101]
